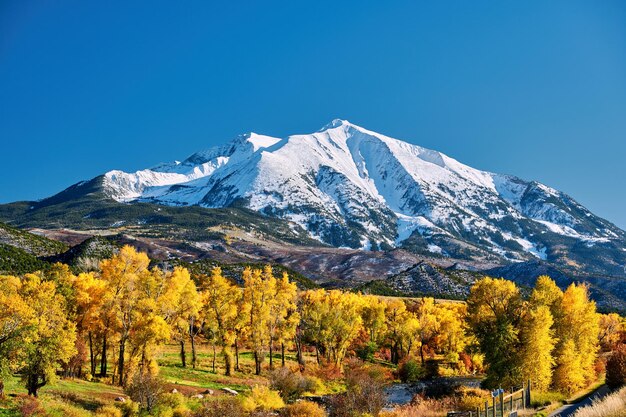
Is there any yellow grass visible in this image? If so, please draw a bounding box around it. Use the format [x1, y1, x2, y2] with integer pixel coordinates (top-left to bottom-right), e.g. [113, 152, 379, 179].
[572, 386, 626, 417]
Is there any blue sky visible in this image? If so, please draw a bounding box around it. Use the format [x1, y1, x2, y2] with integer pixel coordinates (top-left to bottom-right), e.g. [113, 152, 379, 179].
[1, 1, 625, 228]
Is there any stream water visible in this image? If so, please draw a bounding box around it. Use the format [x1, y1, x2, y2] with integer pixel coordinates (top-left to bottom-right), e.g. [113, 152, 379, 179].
[384, 376, 483, 407]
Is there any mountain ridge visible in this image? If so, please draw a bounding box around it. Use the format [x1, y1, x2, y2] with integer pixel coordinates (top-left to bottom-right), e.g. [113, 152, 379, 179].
[4, 120, 625, 280]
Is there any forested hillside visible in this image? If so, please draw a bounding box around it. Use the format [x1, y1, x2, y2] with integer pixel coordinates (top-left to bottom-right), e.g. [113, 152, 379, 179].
[1, 246, 624, 417]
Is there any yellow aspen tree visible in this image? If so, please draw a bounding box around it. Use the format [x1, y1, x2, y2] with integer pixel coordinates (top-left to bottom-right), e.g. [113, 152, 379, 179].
[414, 298, 441, 364]
[243, 266, 276, 375]
[321, 290, 363, 366]
[552, 339, 584, 394]
[71, 272, 107, 377]
[99, 245, 152, 385]
[158, 267, 200, 368]
[273, 272, 299, 368]
[433, 303, 468, 364]
[299, 289, 328, 365]
[361, 295, 387, 345]
[530, 275, 563, 313]
[203, 267, 239, 375]
[0, 275, 33, 396]
[300, 289, 363, 366]
[519, 305, 556, 392]
[19, 274, 77, 396]
[385, 299, 414, 364]
[553, 283, 599, 392]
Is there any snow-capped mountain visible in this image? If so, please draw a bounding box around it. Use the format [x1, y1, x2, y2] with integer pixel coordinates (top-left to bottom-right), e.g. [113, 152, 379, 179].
[95, 119, 624, 269]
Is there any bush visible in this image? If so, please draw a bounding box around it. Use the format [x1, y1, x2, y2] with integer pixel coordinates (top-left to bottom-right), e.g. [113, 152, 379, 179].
[125, 371, 165, 412]
[49, 403, 93, 417]
[95, 405, 123, 417]
[330, 361, 387, 417]
[270, 367, 320, 401]
[159, 392, 185, 409]
[242, 385, 286, 412]
[18, 396, 46, 417]
[281, 401, 327, 417]
[117, 400, 140, 417]
[606, 344, 626, 389]
[456, 389, 488, 411]
[192, 397, 246, 417]
[356, 342, 378, 362]
[398, 359, 423, 383]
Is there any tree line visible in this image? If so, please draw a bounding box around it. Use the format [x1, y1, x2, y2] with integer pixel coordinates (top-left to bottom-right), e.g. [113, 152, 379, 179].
[0, 245, 622, 397]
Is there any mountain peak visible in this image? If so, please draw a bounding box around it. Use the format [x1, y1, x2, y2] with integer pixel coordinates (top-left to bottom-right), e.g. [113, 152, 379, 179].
[320, 118, 352, 131]
[65, 121, 624, 274]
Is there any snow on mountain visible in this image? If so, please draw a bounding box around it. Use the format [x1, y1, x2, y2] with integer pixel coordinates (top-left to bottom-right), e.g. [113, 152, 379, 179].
[99, 119, 625, 262]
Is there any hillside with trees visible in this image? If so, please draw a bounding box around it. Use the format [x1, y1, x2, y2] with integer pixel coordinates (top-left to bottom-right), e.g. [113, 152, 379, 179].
[1, 246, 624, 417]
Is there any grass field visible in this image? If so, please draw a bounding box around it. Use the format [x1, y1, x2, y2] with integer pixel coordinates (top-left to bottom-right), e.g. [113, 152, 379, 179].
[0, 342, 323, 416]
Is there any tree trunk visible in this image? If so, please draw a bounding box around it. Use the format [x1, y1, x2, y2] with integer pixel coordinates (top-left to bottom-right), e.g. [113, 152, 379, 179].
[100, 332, 108, 377]
[118, 338, 126, 386]
[189, 317, 197, 369]
[89, 332, 96, 377]
[212, 344, 216, 373]
[420, 343, 425, 364]
[180, 340, 186, 368]
[235, 337, 240, 371]
[223, 348, 232, 376]
[254, 351, 261, 375]
[27, 374, 45, 397]
[0, 380, 4, 398]
[269, 342, 274, 370]
[281, 343, 286, 367]
[315, 345, 320, 365]
[295, 334, 304, 367]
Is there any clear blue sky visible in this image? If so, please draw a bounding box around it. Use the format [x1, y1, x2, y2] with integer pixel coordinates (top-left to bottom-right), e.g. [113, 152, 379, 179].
[1, 1, 625, 229]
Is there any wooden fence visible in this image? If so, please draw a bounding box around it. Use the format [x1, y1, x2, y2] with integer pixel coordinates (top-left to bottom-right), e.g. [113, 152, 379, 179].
[447, 380, 531, 417]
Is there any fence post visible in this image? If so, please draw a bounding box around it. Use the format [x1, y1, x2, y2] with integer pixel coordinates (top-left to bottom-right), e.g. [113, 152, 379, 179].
[492, 396, 496, 417]
[510, 388, 514, 410]
[522, 383, 526, 409]
[476, 407, 480, 417]
[485, 401, 489, 417]
[526, 379, 532, 408]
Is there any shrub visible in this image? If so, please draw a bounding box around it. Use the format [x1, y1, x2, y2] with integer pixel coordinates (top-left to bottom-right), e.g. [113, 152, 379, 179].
[18, 396, 46, 417]
[125, 371, 165, 412]
[159, 392, 185, 409]
[270, 367, 319, 401]
[455, 387, 490, 411]
[95, 405, 123, 417]
[356, 342, 378, 362]
[117, 399, 140, 417]
[49, 403, 93, 417]
[192, 397, 246, 417]
[242, 385, 285, 412]
[281, 401, 327, 417]
[606, 344, 626, 389]
[391, 396, 455, 417]
[172, 405, 191, 417]
[398, 359, 424, 383]
[330, 361, 386, 417]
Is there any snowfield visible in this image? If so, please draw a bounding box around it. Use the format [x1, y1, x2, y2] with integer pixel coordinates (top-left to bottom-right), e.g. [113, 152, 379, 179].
[99, 119, 623, 260]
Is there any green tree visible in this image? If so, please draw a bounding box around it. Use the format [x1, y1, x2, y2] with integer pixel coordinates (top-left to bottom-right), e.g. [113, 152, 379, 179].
[467, 277, 524, 388]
